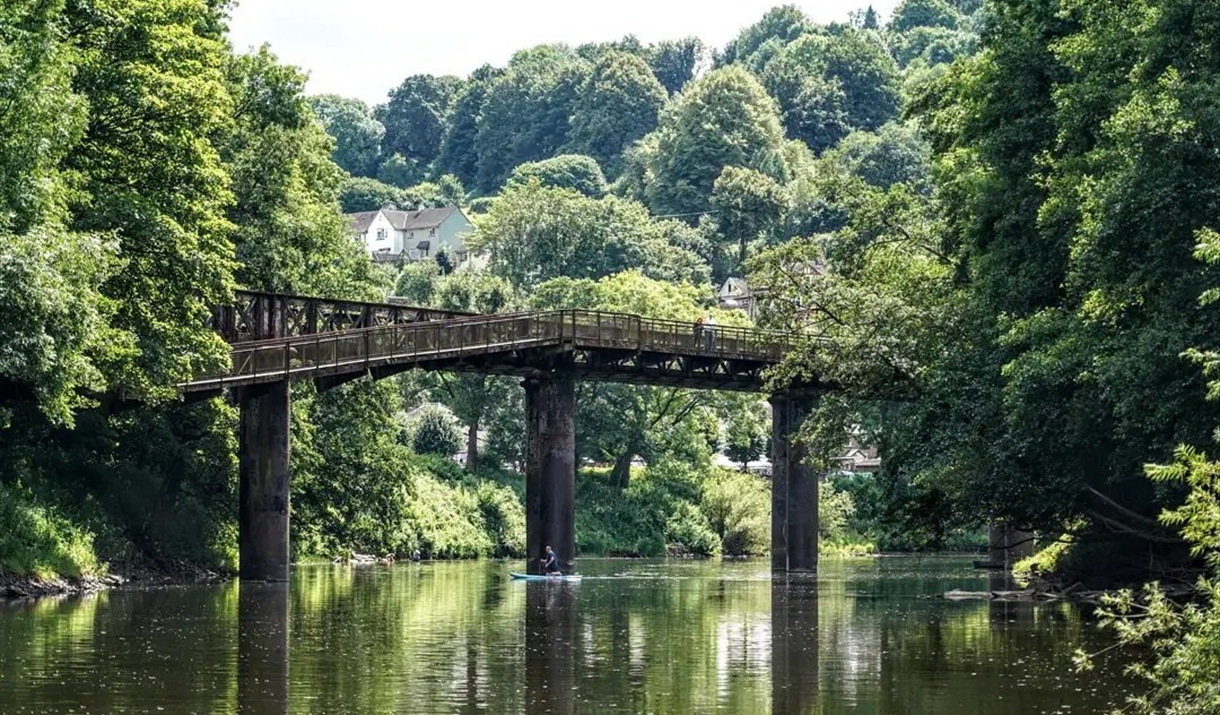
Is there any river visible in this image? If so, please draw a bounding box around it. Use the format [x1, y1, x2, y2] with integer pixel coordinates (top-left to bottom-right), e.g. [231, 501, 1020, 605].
[0, 556, 1136, 714]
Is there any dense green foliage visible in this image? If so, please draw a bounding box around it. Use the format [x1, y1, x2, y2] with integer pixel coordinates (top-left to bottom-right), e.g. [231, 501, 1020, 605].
[472, 183, 709, 289]
[411, 405, 463, 457]
[308, 94, 384, 177]
[565, 51, 667, 177]
[504, 154, 608, 198]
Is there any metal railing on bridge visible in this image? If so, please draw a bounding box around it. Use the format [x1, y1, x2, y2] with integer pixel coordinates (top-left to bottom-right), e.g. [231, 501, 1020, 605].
[208, 290, 472, 344]
[185, 310, 793, 392]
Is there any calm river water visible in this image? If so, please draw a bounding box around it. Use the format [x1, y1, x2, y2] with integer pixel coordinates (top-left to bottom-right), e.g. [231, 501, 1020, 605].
[0, 557, 1136, 714]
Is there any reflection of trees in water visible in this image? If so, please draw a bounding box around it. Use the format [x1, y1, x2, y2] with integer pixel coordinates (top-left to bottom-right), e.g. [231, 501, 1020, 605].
[0, 585, 241, 713]
[814, 560, 1124, 714]
[573, 568, 773, 713]
[0, 559, 1140, 714]
[288, 561, 526, 713]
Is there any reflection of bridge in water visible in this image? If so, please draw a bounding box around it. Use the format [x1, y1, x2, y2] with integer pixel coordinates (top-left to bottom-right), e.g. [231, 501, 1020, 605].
[232, 575, 820, 715]
[186, 291, 822, 582]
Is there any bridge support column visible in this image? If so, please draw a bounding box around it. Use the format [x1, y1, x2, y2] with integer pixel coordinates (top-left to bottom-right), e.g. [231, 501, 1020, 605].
[770, 392, 819, 573]
[989, 522, 1034, 569]
[239, 381, 291, 582]
[524, 376, 576, 575]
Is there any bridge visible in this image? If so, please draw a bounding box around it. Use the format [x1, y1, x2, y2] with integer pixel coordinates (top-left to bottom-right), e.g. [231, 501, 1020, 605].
[186, 290, 822, 581]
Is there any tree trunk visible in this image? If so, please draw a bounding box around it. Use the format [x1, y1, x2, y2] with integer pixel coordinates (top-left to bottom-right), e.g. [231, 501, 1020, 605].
[611, 452, 633, 488]
[466, 418, 479, 473]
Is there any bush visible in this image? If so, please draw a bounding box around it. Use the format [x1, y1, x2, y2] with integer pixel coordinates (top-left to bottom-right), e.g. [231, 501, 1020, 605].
[665, 501, 720, 556]
[0, 482, 103, 578]
[701, 469, 770, 555]
[411, 405, 462, 456]
[406, 471, 494, 558]
[475, 481, 526, 557]
[575, 464, 720, 557]
[505, 155, 608, 198]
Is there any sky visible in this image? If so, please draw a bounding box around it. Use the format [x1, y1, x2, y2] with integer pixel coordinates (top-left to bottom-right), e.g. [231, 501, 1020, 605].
[226, 0, 899, 106]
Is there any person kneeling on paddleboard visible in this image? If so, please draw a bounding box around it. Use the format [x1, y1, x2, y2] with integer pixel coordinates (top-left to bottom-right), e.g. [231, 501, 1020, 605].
[541, 545, 561, 574]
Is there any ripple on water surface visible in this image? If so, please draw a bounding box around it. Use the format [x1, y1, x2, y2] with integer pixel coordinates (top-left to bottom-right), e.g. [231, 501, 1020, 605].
[0, 556, 1136, 714]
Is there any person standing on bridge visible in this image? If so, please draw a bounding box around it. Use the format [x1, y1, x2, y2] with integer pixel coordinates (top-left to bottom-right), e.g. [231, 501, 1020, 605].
[704, 313, 717, 351]
[541, 545, 561, 574]
[693, 313, 705, 348]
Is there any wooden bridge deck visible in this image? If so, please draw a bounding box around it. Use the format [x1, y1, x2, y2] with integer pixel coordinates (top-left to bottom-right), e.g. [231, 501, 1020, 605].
[185, 307, 794, 394]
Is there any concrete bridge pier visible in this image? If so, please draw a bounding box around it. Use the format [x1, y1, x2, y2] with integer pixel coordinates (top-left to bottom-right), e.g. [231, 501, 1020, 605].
[524, 375, 576, 575]
[238, 381, 291, 582]
[988, 522, 1035, 569]
[770, 392, 819, 573]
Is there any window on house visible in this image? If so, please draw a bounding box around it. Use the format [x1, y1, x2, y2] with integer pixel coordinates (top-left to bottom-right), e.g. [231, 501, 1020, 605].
[376, 228, 387, 241]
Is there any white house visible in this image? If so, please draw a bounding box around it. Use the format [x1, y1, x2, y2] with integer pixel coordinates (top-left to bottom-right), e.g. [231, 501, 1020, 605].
[347, 205, 476, 266]
[717, 277, 759, 319]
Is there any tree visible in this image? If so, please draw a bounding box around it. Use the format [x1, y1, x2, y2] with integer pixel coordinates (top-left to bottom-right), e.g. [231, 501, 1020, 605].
[434, 65, 502, 188]
[505, 155, 608, 197]
[224, 47, 383, 301]
[891, 26, 979, 69]
[474, 46, 591, 193]
[710, 166, 789, 268]
[0, 0, 122, 424]
[472, 182, 710, 289]
[724, 399, 769, 470]
[647, 38, 705, 95]
[822, 122, 932, 191]
[412, 405, 463, 456]
[338, 177, 407, 213]
[575, 35, 647, 63]
[863, 6, 880, 30]
[566, 52, 667, 176]
[377, 74, 462, 168]
[639, 66, 790, 217]
[717, 5, 815, 68]
[64, 0, 238, 397]
[890, 0, 961, 32]
[308, 94, 384, 177]
[1085, 222, 1220, 710]
[377, 153, 425, 189]
[762, 30, 902, 151]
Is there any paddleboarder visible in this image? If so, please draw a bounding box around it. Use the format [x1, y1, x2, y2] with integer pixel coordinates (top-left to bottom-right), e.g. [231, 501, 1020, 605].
[541, 545, 561, 574]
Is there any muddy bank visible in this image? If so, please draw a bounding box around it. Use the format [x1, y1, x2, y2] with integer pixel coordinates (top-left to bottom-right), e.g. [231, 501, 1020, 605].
[1, 562, 231, 602]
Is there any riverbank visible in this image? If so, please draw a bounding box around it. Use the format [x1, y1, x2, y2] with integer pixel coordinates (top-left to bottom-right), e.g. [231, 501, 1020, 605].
[0, 562, 230, 602]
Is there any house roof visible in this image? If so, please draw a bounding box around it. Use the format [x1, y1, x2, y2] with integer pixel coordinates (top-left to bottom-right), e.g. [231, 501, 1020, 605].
[386, 206, 458, 231]
[347, 211, 380, 234]
[347, 206, 464, 235]
[718, 276, 750, 298]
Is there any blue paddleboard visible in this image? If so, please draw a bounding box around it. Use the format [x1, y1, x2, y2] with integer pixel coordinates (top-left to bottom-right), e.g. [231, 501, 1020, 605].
[509, 572, 583, 582]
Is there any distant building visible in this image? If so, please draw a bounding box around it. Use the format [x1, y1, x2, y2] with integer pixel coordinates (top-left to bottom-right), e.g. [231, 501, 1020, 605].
[347, 205, 476, 266]
[719, 262, 828, 322]
[717, 277, 760, 319]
